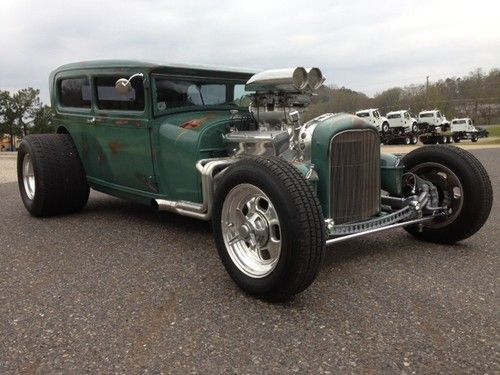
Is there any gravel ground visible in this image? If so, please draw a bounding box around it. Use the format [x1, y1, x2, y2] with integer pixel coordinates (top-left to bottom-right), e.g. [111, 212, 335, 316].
[0, 149, 499, 374]
[0, 152, 17, 184]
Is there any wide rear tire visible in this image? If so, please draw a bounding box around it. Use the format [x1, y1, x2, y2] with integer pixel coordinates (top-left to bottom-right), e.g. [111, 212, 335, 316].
[17, 134, 89, 217]
[402, 146, 492, 244]
[212, 156, 325, 300]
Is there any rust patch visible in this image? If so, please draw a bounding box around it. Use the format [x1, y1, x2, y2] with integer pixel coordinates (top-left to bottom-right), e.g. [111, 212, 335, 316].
[97, 150, 107, 164]
[136, 173, 158, 193]
[108, 142, 126, 154]
[180, 113, 217, 130]
[81, 137, 89, 158]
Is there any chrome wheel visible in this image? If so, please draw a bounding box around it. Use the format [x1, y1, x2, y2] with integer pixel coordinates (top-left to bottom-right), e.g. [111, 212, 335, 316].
[221, 183, 282, 278]
[22, 153, 35, 200]
[410, 162, 464, 228]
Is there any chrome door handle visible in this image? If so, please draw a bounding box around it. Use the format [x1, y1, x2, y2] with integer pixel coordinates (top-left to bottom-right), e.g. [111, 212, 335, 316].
[86, 117, 96, 124]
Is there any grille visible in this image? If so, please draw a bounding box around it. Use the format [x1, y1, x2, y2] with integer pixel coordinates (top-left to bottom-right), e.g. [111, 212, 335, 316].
[329, 130, 380, 224]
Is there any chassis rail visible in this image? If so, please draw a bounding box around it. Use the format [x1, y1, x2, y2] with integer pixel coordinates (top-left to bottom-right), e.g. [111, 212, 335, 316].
[325, 215, 439, 246]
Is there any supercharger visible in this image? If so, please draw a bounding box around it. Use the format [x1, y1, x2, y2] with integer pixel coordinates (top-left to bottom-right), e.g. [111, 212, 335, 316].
[223, 67, 325, 160]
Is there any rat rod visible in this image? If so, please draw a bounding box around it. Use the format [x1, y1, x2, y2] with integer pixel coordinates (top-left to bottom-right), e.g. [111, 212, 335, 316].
[17, 61, 492, 300]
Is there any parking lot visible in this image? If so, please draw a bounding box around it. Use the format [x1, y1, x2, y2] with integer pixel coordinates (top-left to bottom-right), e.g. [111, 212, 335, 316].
[0, 148, 499, 374]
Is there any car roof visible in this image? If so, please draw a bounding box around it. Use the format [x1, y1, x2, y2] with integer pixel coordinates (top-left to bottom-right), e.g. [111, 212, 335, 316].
[356, 108, 378, 113]
[52, 59, 259, 76]
[386, 110, 407, 115]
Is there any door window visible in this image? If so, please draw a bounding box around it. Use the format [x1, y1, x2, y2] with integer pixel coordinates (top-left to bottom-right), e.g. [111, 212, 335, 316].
[95, 76, 145, 111]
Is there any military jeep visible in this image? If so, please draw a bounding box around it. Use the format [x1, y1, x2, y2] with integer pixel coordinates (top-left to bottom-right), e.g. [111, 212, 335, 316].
[17, 60, 493, 300]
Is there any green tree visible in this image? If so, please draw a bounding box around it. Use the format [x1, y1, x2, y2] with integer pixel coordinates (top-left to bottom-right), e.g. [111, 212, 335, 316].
[30, 105, 55, 134]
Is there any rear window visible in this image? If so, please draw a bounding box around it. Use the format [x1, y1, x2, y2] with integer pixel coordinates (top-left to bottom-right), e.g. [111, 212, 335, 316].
[95, 76, 145, 111]
[58, 77, 91, 108]
[420, 113, 434, 118]
[357, 112, 370, 117]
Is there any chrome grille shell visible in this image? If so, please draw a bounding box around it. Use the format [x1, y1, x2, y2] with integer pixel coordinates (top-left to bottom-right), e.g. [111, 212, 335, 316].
[329, 129, 380, 224]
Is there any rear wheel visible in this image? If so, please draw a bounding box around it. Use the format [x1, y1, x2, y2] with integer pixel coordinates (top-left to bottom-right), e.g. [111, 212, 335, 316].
[472, 134, 478, 142]
[402, 146, 492, 244]
[212, 156, 325, 300]
[17, 134, 89, 217]
[404, 136, 411, 145]
[411, 135, 418, 145]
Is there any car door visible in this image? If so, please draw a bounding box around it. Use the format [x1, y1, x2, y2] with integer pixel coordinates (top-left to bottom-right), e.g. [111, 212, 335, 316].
[89, 72, 157, 193]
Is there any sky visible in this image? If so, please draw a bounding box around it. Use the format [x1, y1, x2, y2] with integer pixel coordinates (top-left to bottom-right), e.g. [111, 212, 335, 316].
[1, 0, 499, 103]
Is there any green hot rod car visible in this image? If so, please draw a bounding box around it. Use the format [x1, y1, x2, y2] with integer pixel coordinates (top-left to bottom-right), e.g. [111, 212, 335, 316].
[17, 60, 493, 300]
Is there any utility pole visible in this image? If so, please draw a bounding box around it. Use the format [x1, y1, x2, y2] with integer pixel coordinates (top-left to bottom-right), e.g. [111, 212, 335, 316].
[425, 75, 429, 108]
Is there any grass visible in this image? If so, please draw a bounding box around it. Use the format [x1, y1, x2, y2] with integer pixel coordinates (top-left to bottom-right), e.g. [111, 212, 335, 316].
[484, 125, 500, 138]
[478, 125, 500, 145]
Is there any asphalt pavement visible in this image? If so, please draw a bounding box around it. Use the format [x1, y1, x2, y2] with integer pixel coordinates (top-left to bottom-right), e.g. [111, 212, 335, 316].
[0, 149, 499, 374]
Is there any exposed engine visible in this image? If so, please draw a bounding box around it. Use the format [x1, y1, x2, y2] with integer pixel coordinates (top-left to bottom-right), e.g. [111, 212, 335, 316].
[224, 67, 325, 160]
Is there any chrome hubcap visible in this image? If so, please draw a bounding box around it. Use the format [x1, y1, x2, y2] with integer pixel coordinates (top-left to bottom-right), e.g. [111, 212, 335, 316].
[410, 162, 464, 228]
[221, 184, 281, 278]
[22, 153, 35, 200]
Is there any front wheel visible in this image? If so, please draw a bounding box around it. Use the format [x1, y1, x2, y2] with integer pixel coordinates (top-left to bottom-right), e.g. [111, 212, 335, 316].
[382, 122, 389, 133]
[212, 156, 325, 300]
[402, 146, 492, 244]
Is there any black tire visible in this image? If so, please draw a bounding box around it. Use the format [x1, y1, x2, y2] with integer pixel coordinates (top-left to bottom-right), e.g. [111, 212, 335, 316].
[411, 123, 418, 133]
[17, 134, 90, 217]
[212, 156, 325, 300]
[382, 122, 389, 133]
[404, 136, 411, 145]
[453, 137, 460, 143]
[472, 135, 478, 142]
[402, 146, 492, 244]
[447, 135, 453, 143]
[411, 135, 418, 145]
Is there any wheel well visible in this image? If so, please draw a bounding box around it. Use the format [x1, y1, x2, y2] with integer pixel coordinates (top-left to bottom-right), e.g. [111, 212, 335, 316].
[56, 126, 69, 134]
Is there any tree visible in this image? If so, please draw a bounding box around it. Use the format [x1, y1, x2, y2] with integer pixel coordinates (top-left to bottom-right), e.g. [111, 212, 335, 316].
[11, 88, 41, 136]
[30, 105, 55, 134]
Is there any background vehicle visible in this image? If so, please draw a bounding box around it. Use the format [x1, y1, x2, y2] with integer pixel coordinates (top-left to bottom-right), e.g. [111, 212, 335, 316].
[381, 110, 419, 145]
[450, 118, 479, 142]
[418, 109, 450, 131]
[355, 108, 388, 132]
[16, 61, 493, 300]
[418, 109, 453, 144]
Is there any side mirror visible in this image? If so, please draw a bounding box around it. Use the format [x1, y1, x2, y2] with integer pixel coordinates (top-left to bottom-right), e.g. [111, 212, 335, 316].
[115, 73, 144, 95]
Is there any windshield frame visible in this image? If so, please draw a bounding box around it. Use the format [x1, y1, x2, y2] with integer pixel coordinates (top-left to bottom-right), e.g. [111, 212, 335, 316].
[151, 73, 252, 117]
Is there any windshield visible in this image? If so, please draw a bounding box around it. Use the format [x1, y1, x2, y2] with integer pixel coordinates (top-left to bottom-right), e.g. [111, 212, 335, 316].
[154, 75, 253, 112]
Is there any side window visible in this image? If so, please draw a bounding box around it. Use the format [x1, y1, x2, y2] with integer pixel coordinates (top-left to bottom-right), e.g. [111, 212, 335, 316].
[437, 112, 442, 118]
[95, 76, 145, 111]
[59, 77, 91, 108]
[404, 112, 410, 119]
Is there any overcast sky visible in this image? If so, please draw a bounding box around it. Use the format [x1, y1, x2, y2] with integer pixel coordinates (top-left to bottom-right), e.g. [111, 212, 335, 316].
[1, 0, 499, 103]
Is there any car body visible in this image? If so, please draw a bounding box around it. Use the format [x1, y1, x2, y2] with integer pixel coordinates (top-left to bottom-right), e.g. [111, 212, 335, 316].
[418, 109, 450, 131]
[16, 60, 493, 299]
[355, 109, 388, 132]
[385, 110, 418, 132]
[450, 118, 477, 133]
